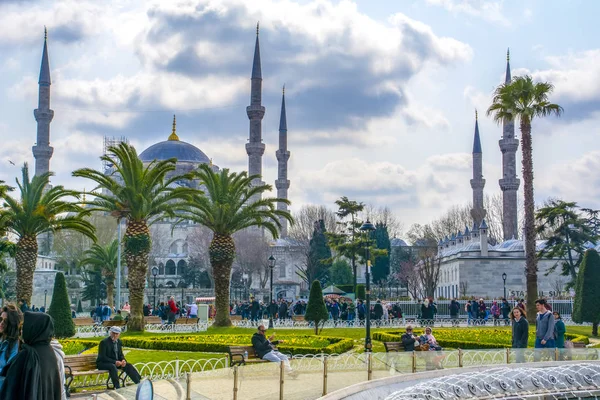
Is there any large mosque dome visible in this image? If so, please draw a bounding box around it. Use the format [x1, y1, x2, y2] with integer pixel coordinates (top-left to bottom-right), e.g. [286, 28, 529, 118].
[139, 116, 210, 164]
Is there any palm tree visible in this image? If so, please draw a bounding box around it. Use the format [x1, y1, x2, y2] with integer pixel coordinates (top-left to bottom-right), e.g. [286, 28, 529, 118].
[80, 240, 119, 309]
[0, 164, 96, 304]
[487, 75, 563, 322]
[185, 164, 293, 326]
[73, 142, 196, 331]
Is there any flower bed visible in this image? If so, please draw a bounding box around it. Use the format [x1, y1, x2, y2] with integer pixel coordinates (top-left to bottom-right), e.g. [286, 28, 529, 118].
[63, 335, 354, 356]
[373, 328, 589, 349]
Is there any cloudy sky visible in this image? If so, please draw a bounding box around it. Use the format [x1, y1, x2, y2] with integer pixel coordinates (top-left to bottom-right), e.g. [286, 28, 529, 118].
[1, 0, 599, 236]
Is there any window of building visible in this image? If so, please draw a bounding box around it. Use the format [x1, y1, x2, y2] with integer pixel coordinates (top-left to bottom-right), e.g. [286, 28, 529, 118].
[177, 260, 186, 275]
[158, 263, 165, 275]
[170, 242, 179, 255]
[279, 265, 286, 278]
[166, 260, 176, 275]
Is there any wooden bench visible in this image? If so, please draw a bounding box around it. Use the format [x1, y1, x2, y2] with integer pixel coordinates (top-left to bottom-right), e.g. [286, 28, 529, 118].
[73, 317, 96, 326]
[145, 316, 163, 324]
[228, 345, 271, 366]
[384, 342, 403, 352]
[102, 320, 127, 333]
[292, 315, 305, 321]
[175, 317, 199, 325]
[64, 354, 126, 391]
[572, 341, 587, 348]
[230, 315, 242, 321]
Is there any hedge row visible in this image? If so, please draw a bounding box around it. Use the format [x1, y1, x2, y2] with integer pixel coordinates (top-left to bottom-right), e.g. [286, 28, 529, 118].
[62, 336, 354, 356]
[373, 329, 589, 350]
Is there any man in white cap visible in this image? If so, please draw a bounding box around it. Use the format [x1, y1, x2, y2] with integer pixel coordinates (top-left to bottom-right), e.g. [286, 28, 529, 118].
[96, 326, 141, 388]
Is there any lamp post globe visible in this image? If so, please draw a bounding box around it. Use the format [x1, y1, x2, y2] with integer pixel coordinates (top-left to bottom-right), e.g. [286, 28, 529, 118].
[268, 255, 276, 329]
[359, 219, 376, 352]
[152, 267, 159, 309]
[502, 272, 507, 299]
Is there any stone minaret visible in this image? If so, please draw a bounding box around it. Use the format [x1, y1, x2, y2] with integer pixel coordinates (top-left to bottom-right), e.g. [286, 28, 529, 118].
[470, 110, 486, 227]
[498, 49, 520, 240]
[33, 27, 54, 178]
[246, 23, 266, 202]
[275, 86, 290, 237]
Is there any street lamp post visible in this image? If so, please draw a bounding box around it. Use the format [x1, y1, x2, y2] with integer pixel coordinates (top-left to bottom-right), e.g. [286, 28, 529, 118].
[44, 289, 48, 310]
[360, 219, 376, 353]
[268, 255, 276, 329]
[502, 272, 507, 299]
[242, 273, 249, 300]
[116, 218, 123, 311]
[152, 267, 158, 309]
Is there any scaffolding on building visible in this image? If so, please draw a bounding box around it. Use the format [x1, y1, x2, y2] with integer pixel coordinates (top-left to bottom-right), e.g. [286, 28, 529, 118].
[103, 136, 129, 173]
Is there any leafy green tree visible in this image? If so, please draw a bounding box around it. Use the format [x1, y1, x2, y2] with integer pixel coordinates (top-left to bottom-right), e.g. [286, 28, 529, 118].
[331, 197, 364, 295]
[77, 299, 83, 313]
[73, 142, 196, 331]
[81, 269, 106, 306]
[372, 222, 391, 283]
[329, 260, 353, 285]
[180, 256, 208, 288]
[185, 164, 293, 326]
[48, 272, 75, 338]
[0, 164, 95, 305]
[536, 200, 598, 285]
[304, 280, 329, 335]
[573, 249, 600, 336]
[356, 284, 365, 300]
[297, 220, 332, 286]
[487, 75, 563, 323]
[80, 240, 119, 309]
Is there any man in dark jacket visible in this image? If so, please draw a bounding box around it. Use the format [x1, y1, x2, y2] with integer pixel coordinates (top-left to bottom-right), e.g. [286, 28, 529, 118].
[401, 325, 421, 351]
[373, 300, 384, 320]
[251, 325, 297, 375]
[97, 327, 141, 389]
[278, 300, 288, 320]
[250, 298, 260, 321]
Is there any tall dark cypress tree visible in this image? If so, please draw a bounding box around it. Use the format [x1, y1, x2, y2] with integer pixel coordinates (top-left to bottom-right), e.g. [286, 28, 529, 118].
[307, 219, 332, 285]
[573, 249, 600, 336]
[372, 222, 391, 283]
[305, 280, 329, 335]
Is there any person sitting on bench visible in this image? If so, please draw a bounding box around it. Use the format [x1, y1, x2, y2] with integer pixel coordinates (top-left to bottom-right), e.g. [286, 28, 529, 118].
[251, 325, 297, 375]
[97, 326, 141, 389]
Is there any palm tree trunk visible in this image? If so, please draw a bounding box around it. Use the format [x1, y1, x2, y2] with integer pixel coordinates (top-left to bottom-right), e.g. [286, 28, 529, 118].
[124, 221, 151, 331]
[521, 119, 539, 324]
[210, 233, 235, 327]
[106, 282, 114, 310]
[15, 235, 38, 305]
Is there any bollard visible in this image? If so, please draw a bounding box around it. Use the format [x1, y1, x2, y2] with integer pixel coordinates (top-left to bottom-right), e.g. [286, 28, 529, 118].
[233, 366, 239, 400]
[555, 347, 559, 361]
[186, 372, 192, 400]
[367, 352, 373, 381]
[506, 348, 510, 364]
[322, 357, 328, 396]
[412, 351, 417, 373]
[458, 348, 463, 368]
[279, 361, 285, 400]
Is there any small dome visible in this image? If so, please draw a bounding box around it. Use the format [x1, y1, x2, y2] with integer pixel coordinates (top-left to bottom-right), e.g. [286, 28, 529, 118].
[139, 140, 210, 164]
[391, 238, 408, 247]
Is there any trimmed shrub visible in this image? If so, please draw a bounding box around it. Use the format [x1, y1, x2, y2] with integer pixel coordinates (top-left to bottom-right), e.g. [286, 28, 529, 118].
[77, 299, 83, 313]
[305, 280, 329, 335]
[373, 329, 588, 349]
[573, 249, 600, 336]
[356, 284, 365, 300]
[336, 284, 354, 294]
[48, 272, 75, 338]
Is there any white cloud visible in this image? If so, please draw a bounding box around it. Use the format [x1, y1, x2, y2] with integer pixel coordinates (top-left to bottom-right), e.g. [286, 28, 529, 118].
[425, 0, 510, 26]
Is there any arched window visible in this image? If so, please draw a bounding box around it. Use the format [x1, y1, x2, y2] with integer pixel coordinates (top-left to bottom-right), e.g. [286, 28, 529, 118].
[166, 281, 175, 288]
[177, 260, 186, 276]
[182, 242, 188, 255]
[158, 262, 165, 275]
[166, 260, 176, 275]
[170, 242, 179, 254]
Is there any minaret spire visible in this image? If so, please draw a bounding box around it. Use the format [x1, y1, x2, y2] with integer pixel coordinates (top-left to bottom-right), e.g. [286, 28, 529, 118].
[33, 26, 54, 178]
[470, 110, 486, 227]
[276, 85, 290, 237]
[168, 115, 179, 141]
[246, 23, 266, 202]
[499, 48, 520, 240]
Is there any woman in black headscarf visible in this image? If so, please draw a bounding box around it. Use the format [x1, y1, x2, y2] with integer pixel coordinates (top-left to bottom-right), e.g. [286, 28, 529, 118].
[0, 311, 62, 399]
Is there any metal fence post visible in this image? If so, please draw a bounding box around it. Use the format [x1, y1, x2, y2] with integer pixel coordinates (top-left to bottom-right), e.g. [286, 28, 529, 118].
[279, 361, 285, 400]
[186, 372, 192, 400]
[458, 348, 463, 368]
[176, 357, 180, 379]
[506, 348, 510, 364]
[555, 348, 559, 361]
[233, 366, 239, 400]
[322, 357, 328, 396]
[367, 352, 373, 381]
[412, 351, 417, 373]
